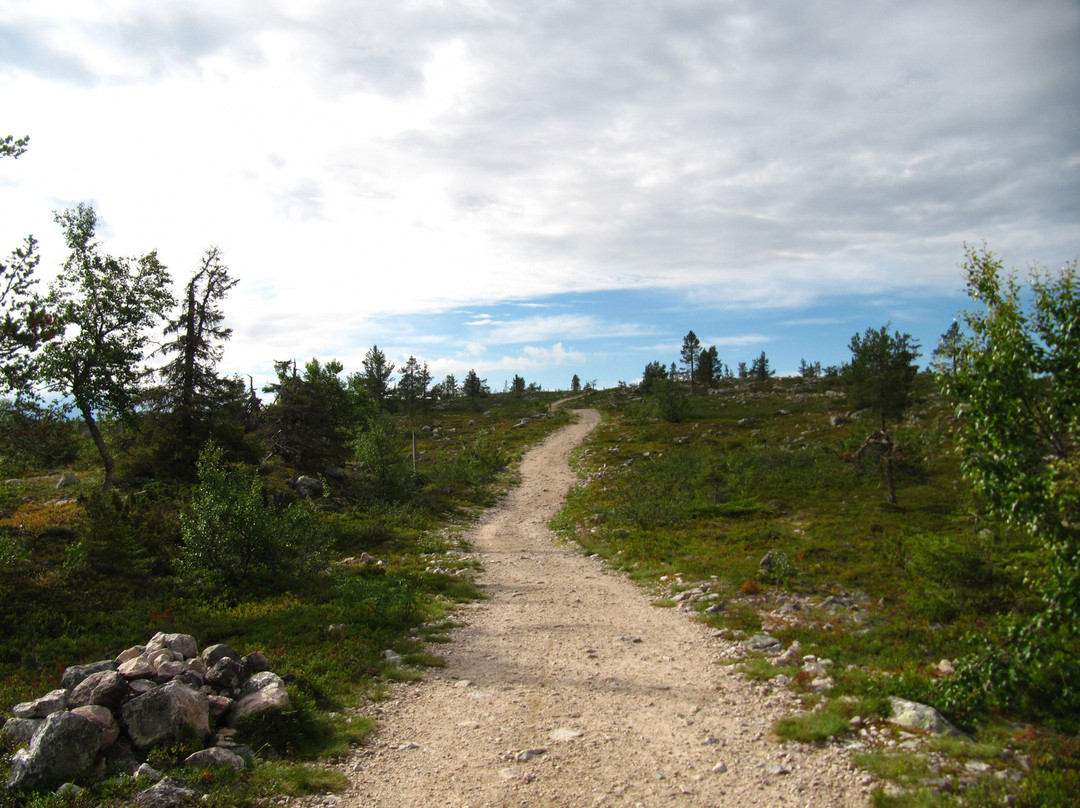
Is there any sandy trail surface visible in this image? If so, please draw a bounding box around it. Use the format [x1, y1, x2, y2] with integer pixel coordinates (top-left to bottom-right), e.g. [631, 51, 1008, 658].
[339, 409, 868, 807]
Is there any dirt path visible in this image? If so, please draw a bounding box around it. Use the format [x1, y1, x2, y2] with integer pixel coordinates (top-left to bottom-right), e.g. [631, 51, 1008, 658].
[339, 409, 869, 807]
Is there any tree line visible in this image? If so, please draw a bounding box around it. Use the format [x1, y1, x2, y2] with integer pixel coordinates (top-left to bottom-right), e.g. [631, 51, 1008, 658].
[1, 141, 525, 489]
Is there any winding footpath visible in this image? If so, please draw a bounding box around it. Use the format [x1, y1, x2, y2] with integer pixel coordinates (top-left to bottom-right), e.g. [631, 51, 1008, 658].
[338, 409, 869, 807]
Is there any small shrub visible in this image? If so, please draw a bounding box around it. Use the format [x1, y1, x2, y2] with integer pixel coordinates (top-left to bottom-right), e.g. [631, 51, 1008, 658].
[178, 443, 332, 594]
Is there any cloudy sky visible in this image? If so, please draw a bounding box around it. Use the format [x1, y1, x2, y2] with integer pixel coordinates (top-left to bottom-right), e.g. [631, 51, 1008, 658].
[2, 0, 1078, 392]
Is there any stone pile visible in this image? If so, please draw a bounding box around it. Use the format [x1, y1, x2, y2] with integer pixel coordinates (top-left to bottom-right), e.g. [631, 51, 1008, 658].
[2, 632, 290, 793]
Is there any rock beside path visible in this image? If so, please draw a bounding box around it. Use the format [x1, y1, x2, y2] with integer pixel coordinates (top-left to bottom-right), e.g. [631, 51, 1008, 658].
[3, 632, 290, 793]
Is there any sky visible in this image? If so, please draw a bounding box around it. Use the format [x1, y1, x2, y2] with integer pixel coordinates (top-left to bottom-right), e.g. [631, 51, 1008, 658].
[2, 0, 1078, 393]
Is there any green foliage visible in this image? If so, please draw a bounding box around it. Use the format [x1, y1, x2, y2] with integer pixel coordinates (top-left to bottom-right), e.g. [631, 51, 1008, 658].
[649, 377, 689, 423]
[397, 355, 432, 414]
[680, 330, 701, 383]
[38, 203, 174, 491]
[640, 360, 668, 392]
[352, 414, 413, 502]
[773, 698, 859, 743]
[360, 344, 395, 408]
[425, 437, 509, 497]
[0, 399, 80, 476]
[178, 443, 331, 594]
[260, 358, 372, 472]
[1, 236, 55, 396]
[846, 323, 921, 431]
[937, 245, 1080, 724]
[461, 369, 490, 409]
[148, 246, 242, 473]
[749, 350, 774, 382]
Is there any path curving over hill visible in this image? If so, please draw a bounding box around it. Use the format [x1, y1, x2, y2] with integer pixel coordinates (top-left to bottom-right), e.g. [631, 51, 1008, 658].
[339, 409, 868, 807]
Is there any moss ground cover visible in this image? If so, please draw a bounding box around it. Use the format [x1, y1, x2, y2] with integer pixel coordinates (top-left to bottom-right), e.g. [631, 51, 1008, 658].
[0, 392, 565, 806]
[556, 380, 1074, 805]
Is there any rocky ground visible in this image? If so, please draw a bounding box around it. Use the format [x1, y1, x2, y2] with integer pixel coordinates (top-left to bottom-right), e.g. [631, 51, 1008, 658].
[319, 409, 872, 807]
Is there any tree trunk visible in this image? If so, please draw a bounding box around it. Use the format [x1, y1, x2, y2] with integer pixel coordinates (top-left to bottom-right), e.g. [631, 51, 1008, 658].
[884, 451, 897, 504]
[80, 404, 115, 492]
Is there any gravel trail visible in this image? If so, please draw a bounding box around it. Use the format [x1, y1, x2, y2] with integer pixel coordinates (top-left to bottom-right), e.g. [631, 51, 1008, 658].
[340, 409, 869, 807]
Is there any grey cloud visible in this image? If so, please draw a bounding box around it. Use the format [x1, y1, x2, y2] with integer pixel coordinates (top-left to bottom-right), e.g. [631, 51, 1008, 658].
[384, 0, 1080, 291]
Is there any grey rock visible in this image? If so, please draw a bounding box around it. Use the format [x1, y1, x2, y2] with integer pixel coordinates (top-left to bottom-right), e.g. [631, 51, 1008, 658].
[133, 776, 202, 808]
[115, 646, 145, 667]
[227, 681, 289, 727]
[6, 711, 103, 791]
[61, 659, 117, 690]
[128, 679, 159, 697]
[201, 643, 240, 667]
[1, 717, 43, 745]
[205, 657, 244, 692]
[68, 669, 130, 712]
[888, 697, 969, 739]
[12, 688, 68, 719]
[184, 746, 245, 771]
[56, 472, 80, 489]
[155, 660, 187, 682]
[118, 656, 156, 680]
[241, 651, 271, 679]
[240, 670, 284, 695]
[71, 704, 120, 749]
[135, 762, 164, 783]
[762, 760, 792, 775]
[514, 747, 547, 762]
[122, 680, 210, 751]
[292, 475, 324, 498]
[744, 634, 783, 654]
[148, 632, 198, 660]
[215, 741, 255, 764]
[207, 695, 233, 723]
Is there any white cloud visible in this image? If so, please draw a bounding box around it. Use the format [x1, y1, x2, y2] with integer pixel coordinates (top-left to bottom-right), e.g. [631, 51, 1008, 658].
[2, 0, 1077, 390]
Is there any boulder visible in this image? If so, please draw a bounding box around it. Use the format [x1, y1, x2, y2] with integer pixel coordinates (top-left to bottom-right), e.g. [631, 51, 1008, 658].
[118, 656, 156, 680]
[887, 697, 969, 739]
[56, 472, 80, 489]
[147, 632, 198, 660]
[184, 747, 245, 771]
[155, 660, 187, 682]
[12, 688, 67, 719]
[205, 657, 244, 692]
[240, 671, 284, 695]
[201, 643, 240, 667]
[68, 669, 130, 712]
[133, 776, 202, 808]
[71, 704, 120, 749]
[227, 681, 289, 727]
[115, 646, 145, 667]
[5, 711, 103, 791]
[122, 680, 210, 751]
[61, 659, 117, 690]
[291, 475, 324, 498]
[0, 717, 43, 745]
[129, 679, 159, 697]
[241, 652, 271, 679]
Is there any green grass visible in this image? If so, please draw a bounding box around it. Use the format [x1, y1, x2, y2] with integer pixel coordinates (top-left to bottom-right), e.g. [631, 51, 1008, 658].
[553, 377, 1076, 804]
[0, 392, 570, 805]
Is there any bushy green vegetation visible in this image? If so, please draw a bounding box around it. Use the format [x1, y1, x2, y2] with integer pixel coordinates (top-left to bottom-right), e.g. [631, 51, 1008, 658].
[557, 370, 1076, 805]
[0, 387, 567, 806]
